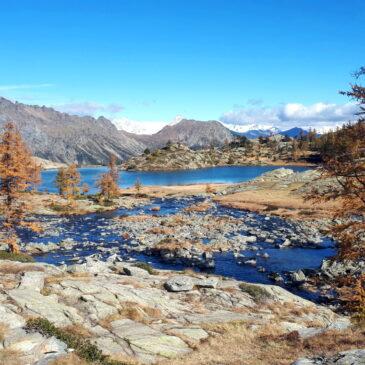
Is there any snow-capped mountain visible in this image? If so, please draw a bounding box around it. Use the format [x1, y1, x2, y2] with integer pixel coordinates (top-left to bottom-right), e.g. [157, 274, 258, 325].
[222, 122, 281, 138]
[221, 122, 278, 134]
[113, 115, 184, 135]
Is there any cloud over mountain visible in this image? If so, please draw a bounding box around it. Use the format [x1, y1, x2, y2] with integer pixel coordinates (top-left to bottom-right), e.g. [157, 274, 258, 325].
[220, 102, 359, 132]
[54, 101, 124, 116]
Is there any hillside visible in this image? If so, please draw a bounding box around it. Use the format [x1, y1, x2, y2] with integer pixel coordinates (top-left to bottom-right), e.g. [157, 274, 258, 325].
[131, 119, 235, 149]
[123, 137, 312, 171]
[0, 97, 145, 165]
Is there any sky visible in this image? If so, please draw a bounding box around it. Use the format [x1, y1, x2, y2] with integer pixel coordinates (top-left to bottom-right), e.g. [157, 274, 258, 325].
[0, 0, 364, 132]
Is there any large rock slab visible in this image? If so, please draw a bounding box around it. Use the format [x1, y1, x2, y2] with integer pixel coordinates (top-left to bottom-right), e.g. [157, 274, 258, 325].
[8, 288, 83, 327]
[4, 330, 67, 365]
[111, 319, 191, 360]
[0, 304, 26, 329]
[18, 271, 45, 292]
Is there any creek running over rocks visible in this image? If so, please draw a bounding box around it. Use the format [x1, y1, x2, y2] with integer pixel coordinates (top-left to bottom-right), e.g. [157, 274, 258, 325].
[19, 197, 336, 302]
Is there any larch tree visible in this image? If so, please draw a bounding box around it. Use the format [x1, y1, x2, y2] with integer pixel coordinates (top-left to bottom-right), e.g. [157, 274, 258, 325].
[55, 163, 81, 200]
[308, 68, 365, 317]
[134, 178, 142, 196]
[0, 122, 41, 253]
[97, 154, 120, 201]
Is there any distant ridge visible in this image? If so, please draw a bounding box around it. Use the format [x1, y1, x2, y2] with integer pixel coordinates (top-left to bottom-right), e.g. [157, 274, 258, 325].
[0, 97, 145, 165]
[131, 119, 235, 149]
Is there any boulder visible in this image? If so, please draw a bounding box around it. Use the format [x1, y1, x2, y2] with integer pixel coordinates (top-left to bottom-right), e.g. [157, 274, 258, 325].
[164, 276, 195, 292]
[123, 266, 150, 278]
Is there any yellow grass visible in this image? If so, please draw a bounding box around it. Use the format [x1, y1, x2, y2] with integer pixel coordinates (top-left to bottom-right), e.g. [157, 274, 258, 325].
[157, 322, 365, 365]
[49, 353, 89, 365]
[215, 189, 339, 219]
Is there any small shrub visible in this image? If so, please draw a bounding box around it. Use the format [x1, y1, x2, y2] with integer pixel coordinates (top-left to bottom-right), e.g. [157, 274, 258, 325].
[26, 318, 127, 365]
[239, 283, 273, 302]
[133, 262, 157, 275]
[0, 251, 34, 263]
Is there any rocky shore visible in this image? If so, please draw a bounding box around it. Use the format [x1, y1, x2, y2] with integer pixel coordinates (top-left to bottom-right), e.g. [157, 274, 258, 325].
[123, 143, 312, 171]
[0, 257, 360, 365]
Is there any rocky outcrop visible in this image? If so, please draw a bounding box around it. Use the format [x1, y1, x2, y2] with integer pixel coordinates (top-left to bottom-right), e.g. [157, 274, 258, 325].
[123, 141, 274, 171]
[0, 258, 352, 364]
[293, 349, 365, 365]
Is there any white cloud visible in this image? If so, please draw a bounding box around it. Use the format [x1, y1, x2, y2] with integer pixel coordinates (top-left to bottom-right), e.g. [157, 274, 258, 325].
[220, 102, 359, 132]
[0, 83, 54, 91]
[54, 102, 124, 116]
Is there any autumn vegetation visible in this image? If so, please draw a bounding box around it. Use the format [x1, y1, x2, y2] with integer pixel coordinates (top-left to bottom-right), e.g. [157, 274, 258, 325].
[0, 122, 41, 253]
[308, 68, 365, 318]
[97, 154, 120, 202]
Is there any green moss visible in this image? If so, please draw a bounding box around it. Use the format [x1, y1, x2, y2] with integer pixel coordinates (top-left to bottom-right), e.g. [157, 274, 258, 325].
[239, 283, 273, 302]
[26, 318, 128, 365]
[0, 251, 34, 263]
[133, 262, 157, 275]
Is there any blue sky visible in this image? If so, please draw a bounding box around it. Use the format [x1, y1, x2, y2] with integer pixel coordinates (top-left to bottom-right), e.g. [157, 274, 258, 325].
[0, 0, 364, 131]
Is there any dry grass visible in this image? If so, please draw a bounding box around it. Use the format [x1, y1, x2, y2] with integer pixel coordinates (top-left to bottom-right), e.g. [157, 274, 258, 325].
[117, 278, 146, 289]
[157, 322, 365, 365]
[0, 323, 9, 342]
[215, 189, 339, 219]
[45, 272, 91, 286]
[63, 324, 92, 338]
[117, 214, 154, 223]
[108, 353, 141, 365]
[148, 226, 174, 235]
[184, 202, 213, 213]
[0, 349, 23, 365]
[0, 262, 43, 275]
[99, 302, 163, 329]
[49, 353, 89, 365]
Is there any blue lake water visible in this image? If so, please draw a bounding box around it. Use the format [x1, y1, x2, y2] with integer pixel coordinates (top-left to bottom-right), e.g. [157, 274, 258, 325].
[23, 196, 335, 302]
[40, 165, 310, 193]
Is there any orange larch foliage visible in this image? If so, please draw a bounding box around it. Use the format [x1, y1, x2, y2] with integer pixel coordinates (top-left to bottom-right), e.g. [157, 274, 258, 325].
[97, 154, 120, 201]
[0, 122, 41, 252]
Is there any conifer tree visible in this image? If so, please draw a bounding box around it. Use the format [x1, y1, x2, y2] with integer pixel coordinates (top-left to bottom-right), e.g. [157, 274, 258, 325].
[0, 122, 41, 253]
[55, 164, 80, 200]
[309, 68, 365, 316]
[134, 178, 142, 196]
[97, 154, 120, 201]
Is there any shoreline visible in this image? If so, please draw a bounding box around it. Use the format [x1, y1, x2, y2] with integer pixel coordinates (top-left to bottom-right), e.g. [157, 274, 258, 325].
[121, 160, 317, 172]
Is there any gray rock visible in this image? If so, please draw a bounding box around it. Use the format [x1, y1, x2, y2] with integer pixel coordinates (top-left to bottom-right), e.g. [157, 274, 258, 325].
[18, 271, 45, 292]
[0, 304, 26, 329]
[164, 276, 195, 292]
[111, 319, 191, 360]
[290, 270, 307, 284]
[292, 349, 365, 365]
[195, 277, 219, 289]
[8, 288, 83, 327]
[123, 266, 150, 278]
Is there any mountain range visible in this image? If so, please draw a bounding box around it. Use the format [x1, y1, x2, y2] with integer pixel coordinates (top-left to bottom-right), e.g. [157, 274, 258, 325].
[0, 97, 311, 165]
[0, 97, 145, 165]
